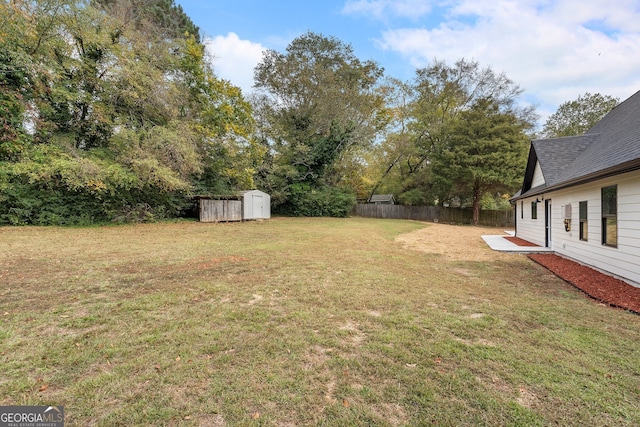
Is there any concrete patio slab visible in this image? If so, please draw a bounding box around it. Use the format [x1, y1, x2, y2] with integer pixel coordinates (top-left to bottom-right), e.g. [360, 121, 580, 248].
[482, 234, 554, 253]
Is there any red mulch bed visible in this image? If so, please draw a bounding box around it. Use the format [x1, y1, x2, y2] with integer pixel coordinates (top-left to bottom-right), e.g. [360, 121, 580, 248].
[528, 253, 640, 314]
[505, 236, 539, 247]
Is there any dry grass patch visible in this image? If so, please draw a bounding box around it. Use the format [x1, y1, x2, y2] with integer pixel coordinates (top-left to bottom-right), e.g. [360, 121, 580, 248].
[395, 222, 506, 261]
[1, 218, 640, 426]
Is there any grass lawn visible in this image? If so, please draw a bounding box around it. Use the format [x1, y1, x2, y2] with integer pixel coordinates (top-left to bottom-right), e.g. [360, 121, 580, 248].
[1, 217, 639, 426]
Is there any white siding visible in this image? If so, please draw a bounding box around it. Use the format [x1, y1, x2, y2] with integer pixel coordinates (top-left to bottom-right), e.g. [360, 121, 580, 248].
[518, 171, 640, 286]
[531, 161, 545, 187]
[516, 197, 547, 247]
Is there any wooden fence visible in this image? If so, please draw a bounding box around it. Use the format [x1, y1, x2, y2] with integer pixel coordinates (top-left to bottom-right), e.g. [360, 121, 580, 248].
[353, 204, 515, 227]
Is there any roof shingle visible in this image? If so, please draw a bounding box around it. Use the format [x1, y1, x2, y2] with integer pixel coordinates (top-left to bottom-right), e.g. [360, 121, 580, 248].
[517, 89, 640, 198]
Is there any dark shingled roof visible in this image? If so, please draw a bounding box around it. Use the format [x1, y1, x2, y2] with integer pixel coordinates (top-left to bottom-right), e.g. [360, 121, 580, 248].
[514, 89, 640, 200]
[532, 134, 600, 186]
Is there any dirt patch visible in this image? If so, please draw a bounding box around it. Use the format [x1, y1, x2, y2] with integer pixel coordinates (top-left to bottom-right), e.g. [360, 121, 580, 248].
[371, 403, 408, 427]
[516, 385, 538, 408]
[193, 256, 249, 270]
[529, 253, 640, 314]
[339, 321, 366, 346]
[191, 414, 226, 427]
[247, 294, 263, 305]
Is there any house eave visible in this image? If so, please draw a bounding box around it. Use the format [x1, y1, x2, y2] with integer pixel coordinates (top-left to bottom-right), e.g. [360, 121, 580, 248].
[511, 158, 640, 201]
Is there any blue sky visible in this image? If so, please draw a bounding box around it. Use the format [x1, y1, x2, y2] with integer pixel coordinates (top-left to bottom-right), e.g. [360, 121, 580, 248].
[177, 0, 640, 124]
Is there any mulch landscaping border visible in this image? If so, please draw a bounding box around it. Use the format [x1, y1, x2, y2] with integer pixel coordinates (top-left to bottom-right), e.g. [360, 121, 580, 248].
[528, 253, 640, 315]
[505, 236, 540, 247]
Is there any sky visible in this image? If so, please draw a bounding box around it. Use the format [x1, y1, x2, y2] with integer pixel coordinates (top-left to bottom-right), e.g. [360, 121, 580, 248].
[176, 0, 640, 125]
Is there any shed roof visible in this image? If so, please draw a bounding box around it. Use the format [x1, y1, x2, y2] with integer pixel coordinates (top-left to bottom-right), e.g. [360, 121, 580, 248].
[194, 190, 269, 200]
[368, 194, 395, 203]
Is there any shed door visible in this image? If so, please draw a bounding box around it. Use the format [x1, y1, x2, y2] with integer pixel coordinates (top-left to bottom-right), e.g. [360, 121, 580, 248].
[252, 195, 263, 218]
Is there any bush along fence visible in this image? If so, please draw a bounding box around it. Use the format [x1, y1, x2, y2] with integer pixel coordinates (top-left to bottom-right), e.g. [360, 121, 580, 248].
[353, 204, 515, 227]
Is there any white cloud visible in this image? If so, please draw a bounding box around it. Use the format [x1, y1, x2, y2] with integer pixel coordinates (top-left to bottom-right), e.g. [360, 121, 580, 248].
[342, 0, 434, 20]
[203, 32, 266, 95]
[367, 0, 640, 119]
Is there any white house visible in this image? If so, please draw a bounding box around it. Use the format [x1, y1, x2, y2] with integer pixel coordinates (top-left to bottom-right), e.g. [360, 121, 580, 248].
[511, 90, 640, 287]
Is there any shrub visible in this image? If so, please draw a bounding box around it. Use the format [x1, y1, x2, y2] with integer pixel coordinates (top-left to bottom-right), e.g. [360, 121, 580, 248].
[275, 184, 355, 217]
[0, 149, 192, 226]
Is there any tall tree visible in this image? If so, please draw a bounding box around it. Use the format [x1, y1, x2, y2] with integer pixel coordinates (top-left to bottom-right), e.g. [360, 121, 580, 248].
[431, 98, 529, 225]
[0, 0, 35, 160]
[541, 92, 619, 137]
[406, 59, 536, 207]
[253, 32, 385, 215]
[94, 0, 200, 42]
[0, 0, 254, 225]
[364, 78, 426, 203]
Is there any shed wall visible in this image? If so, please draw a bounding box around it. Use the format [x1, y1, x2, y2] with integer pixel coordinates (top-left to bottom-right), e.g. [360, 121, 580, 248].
[242, 190, 271, 219]
[199, 199, 242, 222]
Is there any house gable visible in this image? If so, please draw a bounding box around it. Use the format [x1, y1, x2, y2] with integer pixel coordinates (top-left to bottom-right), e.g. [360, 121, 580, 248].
[531, 161, 545, 187]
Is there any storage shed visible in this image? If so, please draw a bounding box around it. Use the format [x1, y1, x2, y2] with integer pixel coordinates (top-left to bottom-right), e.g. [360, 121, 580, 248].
[241, 190, 271, 220]
[196, 190, 270, 222]
[368, 194, 395, 204]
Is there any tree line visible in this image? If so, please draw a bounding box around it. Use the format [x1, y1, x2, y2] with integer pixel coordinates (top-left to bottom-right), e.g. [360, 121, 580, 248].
[0, 0, 620, 225]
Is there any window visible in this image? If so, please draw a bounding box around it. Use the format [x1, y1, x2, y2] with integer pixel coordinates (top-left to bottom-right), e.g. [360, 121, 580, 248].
[579, 201, 588, 241]
[601, 186, 617, 247]
[531, 201, 538, 219]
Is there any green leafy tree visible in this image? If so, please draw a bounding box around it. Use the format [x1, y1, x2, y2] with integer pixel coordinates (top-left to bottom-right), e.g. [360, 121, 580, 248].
[0, 1, 41, 160]
[363, 78, 419, 202]
[176, 35, 257, 193]
[94, 0, 200, 41]
[431, 98, 529, 225]
[407, 59, 536, 208]
[541, 92, 619, 137]
[0, 0, 255, 224]
[253, 32, 385, 215]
